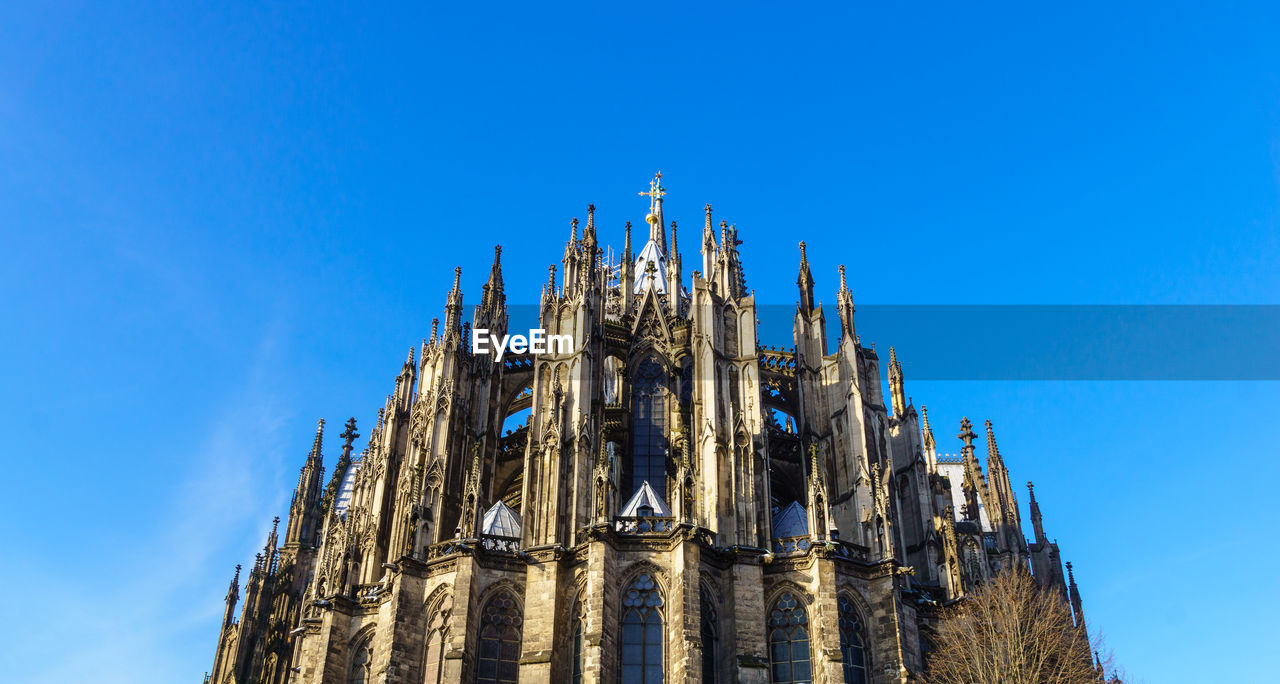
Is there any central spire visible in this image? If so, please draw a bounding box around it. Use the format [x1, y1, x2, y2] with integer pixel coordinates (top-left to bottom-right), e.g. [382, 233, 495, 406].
[639, 171, 667, 252]
[633, 172, 672, 295]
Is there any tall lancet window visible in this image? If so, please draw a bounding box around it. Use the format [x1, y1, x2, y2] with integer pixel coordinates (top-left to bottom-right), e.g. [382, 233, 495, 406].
[349, 636, 373, 684]
[837, 595, 869, 684]
[630, 357, 667, 500]
[477, 590, 522, 684]
[570, 599, 585, 684]
[621, 573, 664, 683]
[768, 593, 811, 684]
[422, 594, 452, 684]
[699, 584, 718, 684]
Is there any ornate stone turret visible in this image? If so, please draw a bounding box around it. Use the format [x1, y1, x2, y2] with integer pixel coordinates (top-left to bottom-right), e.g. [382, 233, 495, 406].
[958, 417, 984, 523]
[797, 241, 815, 315]
[284, 419, 326, 549]
[443, 266, 464, 339]
[476, 245, 507, 333]
[921, 405, 936, 458]
[701, 203, 717, 277]
[836, 264, 856, 341]
[1028, 480, 1046, 544]
[983, 420, 1026, 566]
[1067, 562, 1087, 633]
[888, 346, 906, 417]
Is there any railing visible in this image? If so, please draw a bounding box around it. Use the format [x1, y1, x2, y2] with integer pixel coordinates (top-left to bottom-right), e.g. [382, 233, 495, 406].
[758, 347, 797, 373]
[352, 583, 381, 601]
[503, 353, 534, 372]
[828, 539, 871, 562]
[479, 534, 521, 554]
[424, 540, 462, 560]
[614, 516, 676, 534]
[772, 535, 812, 554]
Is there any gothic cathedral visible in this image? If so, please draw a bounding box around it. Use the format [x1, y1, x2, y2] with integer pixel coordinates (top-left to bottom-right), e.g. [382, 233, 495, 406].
[205, 175, 1089, 684]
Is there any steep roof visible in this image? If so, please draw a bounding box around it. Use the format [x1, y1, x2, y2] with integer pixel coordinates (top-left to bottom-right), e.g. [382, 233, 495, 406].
[334, 461, 362, 520]
[619, 481, 672, 517]
[771, 501, 809, 538]
[481, 500, 522, 538]
[633, 239, 669, 294]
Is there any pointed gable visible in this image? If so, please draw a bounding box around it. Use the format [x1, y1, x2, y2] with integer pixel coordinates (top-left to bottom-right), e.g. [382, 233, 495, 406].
[481, 500, 522, 538]
[620, 481, 672, 517]
[634, 239, 669, 294]
[772, 501, 809, 538]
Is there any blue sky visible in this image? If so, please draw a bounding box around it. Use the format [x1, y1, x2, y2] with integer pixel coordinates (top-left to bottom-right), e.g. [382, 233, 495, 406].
[2, 2, 1278, 682]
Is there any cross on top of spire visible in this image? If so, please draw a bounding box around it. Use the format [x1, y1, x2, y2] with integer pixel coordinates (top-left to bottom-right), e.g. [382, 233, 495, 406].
[639, 171, 666, 211]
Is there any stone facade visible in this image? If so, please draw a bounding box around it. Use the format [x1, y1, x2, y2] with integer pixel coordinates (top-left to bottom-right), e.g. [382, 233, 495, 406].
[205, 175, 1089, 684]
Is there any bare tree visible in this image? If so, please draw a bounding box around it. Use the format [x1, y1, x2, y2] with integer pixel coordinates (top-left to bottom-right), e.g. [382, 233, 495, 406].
[923, 568, 1110, 684]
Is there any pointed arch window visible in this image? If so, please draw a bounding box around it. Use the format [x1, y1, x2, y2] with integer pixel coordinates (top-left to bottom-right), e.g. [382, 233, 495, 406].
[571, 618, 584, 684]
[349, 636, 373, 684]
[837, 595, 869, 684]
[621, 573, 664, 683]
[700, 584, 718, 684]
[630, 358, 667, 500]
[422, 594, 452, 684]
[477, 590, 522, 684]
[768, 593, 811, 684]
[570, 598, 585, 684]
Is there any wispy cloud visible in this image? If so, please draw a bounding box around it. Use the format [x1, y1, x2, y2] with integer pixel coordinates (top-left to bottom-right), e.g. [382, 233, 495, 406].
[15, 323, 295, 683]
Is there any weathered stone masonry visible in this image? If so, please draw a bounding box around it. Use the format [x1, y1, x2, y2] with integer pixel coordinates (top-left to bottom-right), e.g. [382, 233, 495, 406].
[205, 175, 1090, 684]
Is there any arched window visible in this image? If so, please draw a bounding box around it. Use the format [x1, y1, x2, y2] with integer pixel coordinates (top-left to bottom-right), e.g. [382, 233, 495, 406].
[621, 573, 664, 683]
[477, 590, 522, 684]
[837, 595, 869, 684]
[422, 595, 452, 684]
[571, 618, 584, 684]
[700, 584, 718, 684]
[349, 636, 373, 684]
[768, 593, 811, 684]
[630, 358, 667, 500]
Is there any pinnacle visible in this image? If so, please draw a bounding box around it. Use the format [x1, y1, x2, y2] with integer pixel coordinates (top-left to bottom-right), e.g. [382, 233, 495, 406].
[310, 419, 325, 457]
[958, 417, 976, 448]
